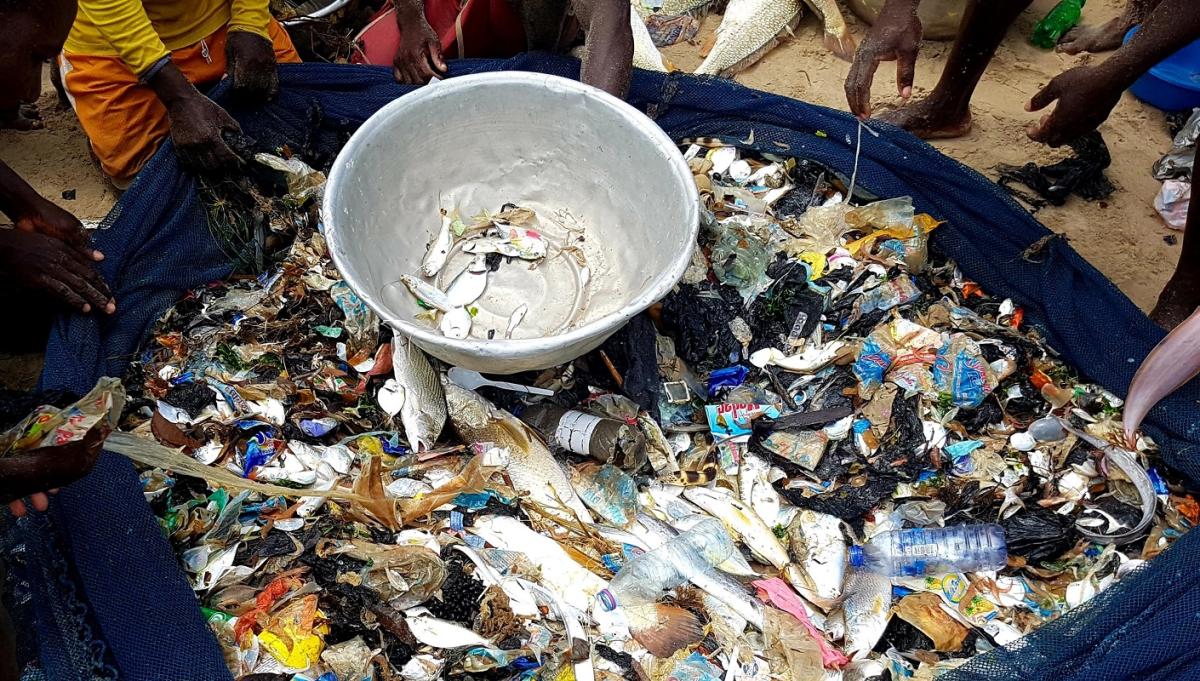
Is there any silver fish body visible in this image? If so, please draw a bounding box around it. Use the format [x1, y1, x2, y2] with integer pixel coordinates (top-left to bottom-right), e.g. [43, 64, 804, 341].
[695, 0, 802, 77]
[739, 452, 781, 526]
[505, 303, 529, 339]
[421, 209, 455, 277]
[400, 274, 454, 312]
[392, 335, 447, 452]
[840, 568, 891, 660]
[787, 509, 846, 602]
[438, 306, 472, 339]
[630, 514, 766, 628]
[472, 514, 607, 614]
[445, 257, 489, 307]
[443, 381, 592, 522]
[631, 10, 668, 71]
[683, 486, 790, 569]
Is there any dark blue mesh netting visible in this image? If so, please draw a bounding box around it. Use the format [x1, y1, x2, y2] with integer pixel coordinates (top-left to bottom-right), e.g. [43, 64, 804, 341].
[16, 56, 1200, 680]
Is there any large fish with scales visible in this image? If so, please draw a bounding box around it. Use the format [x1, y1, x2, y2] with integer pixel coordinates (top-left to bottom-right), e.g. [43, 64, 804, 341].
[443, 380, 592, 522]
[391, 335, 447, 452]
[695, 0, 855, 77]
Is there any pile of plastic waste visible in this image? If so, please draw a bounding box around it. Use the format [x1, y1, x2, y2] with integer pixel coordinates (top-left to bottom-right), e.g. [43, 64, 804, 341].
[96, 142, 1194, 681]
[1153, 108, 1197, 231]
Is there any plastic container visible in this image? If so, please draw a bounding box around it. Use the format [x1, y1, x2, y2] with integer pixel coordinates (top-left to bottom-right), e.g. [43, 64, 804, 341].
[1126, 27, 1200, 112]
[849, 524, 1007, 577]
[597, 517, 735, 610]
[323, 72, 700, 375]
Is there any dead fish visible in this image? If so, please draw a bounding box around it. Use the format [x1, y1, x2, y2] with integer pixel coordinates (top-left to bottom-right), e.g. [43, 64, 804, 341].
[439, 307, 472, 339]
[1124, 307, 1200, 448]
[643, 483, 755, 575]
[404, 608, 491, 648]
[472, 514, 606, 614]
[739, 452, 781, 526]
[802, 0, 856, 61]
[787, 510, 846, 603]
[658, 0, 716, 16]
[749, 342, 848, 373]
[463, 227, 547, 260]
[633, 513, 766, 628]
[400, 274, 454, 312]
[445, 256, 489, 307]
[694, 0, 802, 77]
[684, 486, 790, 569]
[504, 303, 529, 339]
[444, 381, 592, 522]
[392, 335, 446, 452]
[421, 208, 455, 277]
[631, 9, 669, 72]
[840, 569, 891, 660]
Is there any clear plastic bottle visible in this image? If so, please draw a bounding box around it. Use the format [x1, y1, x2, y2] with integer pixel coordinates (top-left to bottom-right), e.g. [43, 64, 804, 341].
[597, 517, 736, 610]
[848, 524, 1007, 577]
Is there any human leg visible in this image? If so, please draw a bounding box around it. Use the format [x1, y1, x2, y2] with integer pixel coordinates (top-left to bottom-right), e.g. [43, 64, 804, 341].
[1151, 144, 1200, 329]
[880, 0, 1034, 139]
[1058, 0, 1163, 55]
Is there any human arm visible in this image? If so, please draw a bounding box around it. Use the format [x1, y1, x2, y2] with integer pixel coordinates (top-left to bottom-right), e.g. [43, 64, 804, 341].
[844, 0, 922, 118]
[574, 0, 634, 98]
[1028, 0, 1200, 146]
[147, 62, 243, 170]
[1, 426, 107, 517]
[392, 0, 447, 84]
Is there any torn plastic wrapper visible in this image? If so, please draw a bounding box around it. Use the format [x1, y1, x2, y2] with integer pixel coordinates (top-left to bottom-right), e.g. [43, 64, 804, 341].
[707, 403, 781, 470]
[1, 377, 124, 455]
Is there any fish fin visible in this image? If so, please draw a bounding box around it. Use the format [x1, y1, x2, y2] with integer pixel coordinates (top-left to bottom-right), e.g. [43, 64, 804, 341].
[823, 29, 857, 61]
[630, 604, 704, 657]
[1124, 307, 1200, 448]
[698, 30, 719, 58]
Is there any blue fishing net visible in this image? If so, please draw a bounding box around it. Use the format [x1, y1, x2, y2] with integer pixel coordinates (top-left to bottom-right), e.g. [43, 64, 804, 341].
[15, 56, 1200, 680]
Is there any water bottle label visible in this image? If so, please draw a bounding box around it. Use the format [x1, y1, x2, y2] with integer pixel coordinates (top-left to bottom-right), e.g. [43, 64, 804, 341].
[554, 411, 604, 454]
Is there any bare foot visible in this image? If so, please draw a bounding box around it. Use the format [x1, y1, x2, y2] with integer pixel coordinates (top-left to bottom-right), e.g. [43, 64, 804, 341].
[1150, 272, 1200, 330]
[0, 104, 42, 131]
[877, 98, 973, 139]
[1057, 17, 1129, 55]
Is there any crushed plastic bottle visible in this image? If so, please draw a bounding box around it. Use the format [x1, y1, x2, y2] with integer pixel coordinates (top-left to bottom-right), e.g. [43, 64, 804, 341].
[597, 517, 736, 610]
[849, 524, 1008, 577]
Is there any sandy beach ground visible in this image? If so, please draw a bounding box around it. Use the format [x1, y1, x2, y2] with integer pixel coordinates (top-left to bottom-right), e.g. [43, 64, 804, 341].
[0, 0, 1184, 388]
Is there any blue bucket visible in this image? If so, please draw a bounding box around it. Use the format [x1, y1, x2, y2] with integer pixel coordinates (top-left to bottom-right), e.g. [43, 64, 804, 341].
[1126, 26, 1200, 111]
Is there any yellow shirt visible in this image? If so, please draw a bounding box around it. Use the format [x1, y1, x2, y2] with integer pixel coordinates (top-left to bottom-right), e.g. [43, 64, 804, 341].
[64, 0, 272, 76]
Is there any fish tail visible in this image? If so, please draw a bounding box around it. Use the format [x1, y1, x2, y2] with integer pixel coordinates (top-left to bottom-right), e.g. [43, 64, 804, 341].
[823, 28, 857, 61]
[1124, 307, 1200, 448]
[629, 604, 704, 657]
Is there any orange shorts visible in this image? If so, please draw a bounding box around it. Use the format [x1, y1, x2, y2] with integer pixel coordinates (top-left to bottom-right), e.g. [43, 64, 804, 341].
[60, 19, 301, 185]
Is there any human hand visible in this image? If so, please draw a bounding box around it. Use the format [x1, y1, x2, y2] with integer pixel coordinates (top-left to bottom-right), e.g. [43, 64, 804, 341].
[1026, 65, 1122, 147]
[3, 425, 108, 517]
[844, 0, 922, 118]
[226, 31, 280, 104]
[12, 194, 104, 264]
[165, 90, 243, 171]
[0, 227, 113, 314]
[392, 9, 446, 85]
